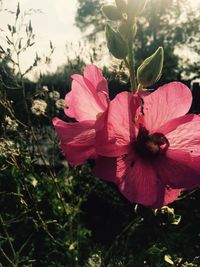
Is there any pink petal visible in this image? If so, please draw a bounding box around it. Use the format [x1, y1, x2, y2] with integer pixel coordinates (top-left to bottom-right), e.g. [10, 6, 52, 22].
[156, 114, 195, 135]
[163, 187, 182, 206]
[84, 65, 108, 94]
[151, 186, 182, 208]
[166, 115, 200, 157]
[64, 78, 104, 121]
[83, 65, 109, 109]
[94, 153, 182, 208]
[119, 156, 165, 207]
[52, 118, 96, 166]
[65, 65, 109, 121]
[95, 92, 140, 157]
[142, 82, 192, 133]
[92, 156, 119, 184]
[154, 149, 200, 189]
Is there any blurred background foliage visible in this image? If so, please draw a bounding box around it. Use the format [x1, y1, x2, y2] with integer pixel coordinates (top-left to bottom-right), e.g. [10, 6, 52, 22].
[75, 0, 200, 82]
[0, 0, 200, 266]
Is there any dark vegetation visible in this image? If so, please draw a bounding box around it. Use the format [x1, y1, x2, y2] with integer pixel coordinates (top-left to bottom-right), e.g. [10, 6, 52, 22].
[0, 0, 200, 266]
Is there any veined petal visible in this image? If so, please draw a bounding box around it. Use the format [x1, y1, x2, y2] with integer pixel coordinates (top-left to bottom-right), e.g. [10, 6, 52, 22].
[92, 156, 119, 184]
[93, 151, 183, 207]
[118, 156, 165, 207]
[163, 187, 182, 206]
[150, 186, 182, 208]
[84, 65, 109, 109]
[154, 149, 200, 189]
[95, 92, 140, 157]
[142, 82, 192, 133]
[156, 114, 195, 135]
[166, 115, 200, 157]
[84, 65, 108, 94]
[65, 78, 105, 121]
[65, 65, 109, 121]
[53, 118, 96, 166]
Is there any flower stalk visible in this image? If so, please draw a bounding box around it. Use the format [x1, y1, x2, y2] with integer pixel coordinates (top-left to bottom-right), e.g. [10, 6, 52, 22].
[127, 24, 137, 93]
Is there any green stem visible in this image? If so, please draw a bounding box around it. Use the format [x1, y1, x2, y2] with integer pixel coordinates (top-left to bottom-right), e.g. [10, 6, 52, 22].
[0, 215, 17, 264]
[126, 19, 137, 93]
[137, 83, 143, 91]
[128, 42, 137, 92]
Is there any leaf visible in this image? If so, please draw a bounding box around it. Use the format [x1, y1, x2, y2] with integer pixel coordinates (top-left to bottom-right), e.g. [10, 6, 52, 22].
[171, 214, 182, 225]
[16, 2, 20, 21]
[137, 46, 164, 87]
[105, 24, 128, 59]
[29, 20, 33, 33]
[7, 24, 12, 32]
[115, 0, 127, 12]
[102, 5, 122, 21]
[50, 40, 53, 50]
[164, 255, 174, 265]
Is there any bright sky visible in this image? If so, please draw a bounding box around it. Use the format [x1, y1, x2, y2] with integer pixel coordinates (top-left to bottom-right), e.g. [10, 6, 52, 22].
[0, 0, 200, 80]
[0, 0, 82, 79]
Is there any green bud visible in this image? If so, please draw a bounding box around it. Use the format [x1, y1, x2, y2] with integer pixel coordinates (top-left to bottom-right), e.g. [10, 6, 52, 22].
[118, 21, 137, 41]
[115, 0, 127, 12]
[118, 21, 129, 41]
[137, 47, 164, 87]
[102, 5, 122, 21]
[106, 24, 128, 59]
[127, 0, 147, 18]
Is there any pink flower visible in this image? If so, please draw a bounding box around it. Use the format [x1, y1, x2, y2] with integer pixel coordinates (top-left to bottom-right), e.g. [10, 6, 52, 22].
[94, 82, 200, 208]
[53, 65, 109, 166]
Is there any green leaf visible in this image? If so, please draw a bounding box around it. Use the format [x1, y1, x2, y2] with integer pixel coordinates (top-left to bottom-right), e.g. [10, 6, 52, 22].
[118, 21, 137, 41]
[12, 26, 16, 34]
[7, 24, 12, 32]
[106, 24, 128, 59]
[28, 20, 32, 33]
[50, 40, 53, 50]
[18, 39, 22, 49]
[171, 214, 182, 225]
[137, 46, 164, 87]
[127, 0, 147, 18]
[164, 255, 174, 265]
[102, 5, 122, 21]
[115, 0, 127, 12]
[16, 2, 20, 21]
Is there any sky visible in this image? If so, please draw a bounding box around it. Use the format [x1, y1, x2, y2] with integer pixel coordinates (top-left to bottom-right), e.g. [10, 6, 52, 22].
[0, 0, 200, 80]
[0, 0, 82, 79]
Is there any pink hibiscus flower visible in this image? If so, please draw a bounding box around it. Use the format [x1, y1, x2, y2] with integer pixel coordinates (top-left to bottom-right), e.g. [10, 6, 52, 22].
[53, 65, 109, 166]
[94, 82, 200, 208]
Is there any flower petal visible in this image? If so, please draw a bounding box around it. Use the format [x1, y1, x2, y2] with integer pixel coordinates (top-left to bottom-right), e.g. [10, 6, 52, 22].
[157, 114, 195, 135]
[84, 65, 109, 110]
[92, 156, 119, 184]
[94, 153, 182, 208]
[154, 149, 200, 189]
[65, 65, 109, 121]
[163, 187, 182, 206]
[142, 82, 192, 133]
[166, 115, 200, 156]
[119, 156, 165, 207]
[52, 118, 96, 166]
[84, 65, 108, 94]
[95, 92, 140, 157]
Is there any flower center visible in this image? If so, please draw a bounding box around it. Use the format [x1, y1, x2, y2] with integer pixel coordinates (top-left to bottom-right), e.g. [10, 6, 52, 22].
[134, 126, 169, 157]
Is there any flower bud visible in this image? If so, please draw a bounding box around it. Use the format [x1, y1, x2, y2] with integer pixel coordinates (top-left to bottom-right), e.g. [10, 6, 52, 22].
[127, 0, 147, 18]
[137, 47, 164, 87]
[106, 24, 128, 59]
[118, 21, 137, 41]
[102, 5, 122, 21]
[115, 0, 127, 13]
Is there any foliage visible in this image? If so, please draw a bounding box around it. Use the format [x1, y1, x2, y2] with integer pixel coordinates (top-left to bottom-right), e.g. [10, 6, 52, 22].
[75, 0, 200, 81]
[0, 1, 200, 267]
